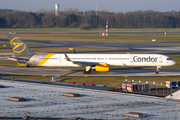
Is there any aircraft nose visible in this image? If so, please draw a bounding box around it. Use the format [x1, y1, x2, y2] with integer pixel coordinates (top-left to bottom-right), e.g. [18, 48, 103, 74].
[172, 60, 176, 65]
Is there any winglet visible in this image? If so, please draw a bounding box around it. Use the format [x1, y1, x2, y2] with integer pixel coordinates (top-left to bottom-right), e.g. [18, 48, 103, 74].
[65, 54, 71, 61]
[73, 49, 77, 54]
[69, 48, 77, 54]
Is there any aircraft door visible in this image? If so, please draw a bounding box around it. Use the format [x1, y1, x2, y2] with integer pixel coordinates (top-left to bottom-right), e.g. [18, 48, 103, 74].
[130, 56, 133, 63]
[58, 57, 62, 62]
[159, 56, 163, 63]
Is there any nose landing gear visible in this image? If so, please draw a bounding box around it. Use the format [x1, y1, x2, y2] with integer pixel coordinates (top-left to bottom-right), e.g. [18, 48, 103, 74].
[155, 66, 161, 74]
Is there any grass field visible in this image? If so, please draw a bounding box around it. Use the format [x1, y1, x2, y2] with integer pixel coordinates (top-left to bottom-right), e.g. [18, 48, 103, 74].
[1, 28, 180, 43]
[32, 46, 109, 53]
[1, 33, 180, 43]
[0, 46, 110, 54]
[0, 60, 17, 66]
[0, 43, 48, 53]
[4, 75, 180, 89]
[60, 76, 180, 88]
[0, 43, 46, 48]
[0, 49, 12, 53]
[1, 28, 180, 32]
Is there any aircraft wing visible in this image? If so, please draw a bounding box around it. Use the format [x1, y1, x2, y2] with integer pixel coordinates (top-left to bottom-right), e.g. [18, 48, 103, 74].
[72, 61, 100, 67]
[65, 54, 102, 67]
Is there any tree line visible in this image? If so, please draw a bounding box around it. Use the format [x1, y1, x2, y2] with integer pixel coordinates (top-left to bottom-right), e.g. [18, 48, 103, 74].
[0, 9, 180, 28]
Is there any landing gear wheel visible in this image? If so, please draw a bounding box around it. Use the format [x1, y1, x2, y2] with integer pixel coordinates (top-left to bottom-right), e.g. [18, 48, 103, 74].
[86, 70, 91, 74]
[83, 71, 87, 74]
[83, 70, 91, 74]
[155, 71, 159, 74]
[156, 66, 161, 74]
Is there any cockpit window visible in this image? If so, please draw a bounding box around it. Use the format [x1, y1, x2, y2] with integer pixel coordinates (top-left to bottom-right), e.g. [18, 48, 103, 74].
[167, 58, 172, 60]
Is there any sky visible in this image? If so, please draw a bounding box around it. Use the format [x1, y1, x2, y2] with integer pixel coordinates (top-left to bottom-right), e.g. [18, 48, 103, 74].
[0, 0, 180, 13]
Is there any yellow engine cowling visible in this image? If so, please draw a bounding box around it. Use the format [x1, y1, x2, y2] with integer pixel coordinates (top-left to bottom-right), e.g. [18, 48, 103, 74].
[95, 64, 109, 72]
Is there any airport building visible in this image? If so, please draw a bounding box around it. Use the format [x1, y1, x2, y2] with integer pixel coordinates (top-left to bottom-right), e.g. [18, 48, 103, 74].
[0, 78, 180, 119]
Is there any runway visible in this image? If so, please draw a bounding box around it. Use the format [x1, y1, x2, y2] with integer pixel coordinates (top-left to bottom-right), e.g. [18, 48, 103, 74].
[0, 65, 180, 77]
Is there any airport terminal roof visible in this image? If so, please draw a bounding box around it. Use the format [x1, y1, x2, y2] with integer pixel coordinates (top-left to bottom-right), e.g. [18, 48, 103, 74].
[0, 80, 180, 119]
[166, 90, 180, 100]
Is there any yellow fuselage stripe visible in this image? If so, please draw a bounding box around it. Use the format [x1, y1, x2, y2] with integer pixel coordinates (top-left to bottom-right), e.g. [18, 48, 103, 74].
[37, 54, 55, 66]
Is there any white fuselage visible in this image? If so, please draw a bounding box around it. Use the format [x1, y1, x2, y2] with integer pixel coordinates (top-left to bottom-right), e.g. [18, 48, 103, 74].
[27, 54, 176, 67]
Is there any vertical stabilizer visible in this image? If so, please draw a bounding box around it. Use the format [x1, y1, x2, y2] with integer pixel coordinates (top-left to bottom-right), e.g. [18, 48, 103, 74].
[7, 32, 34, 56]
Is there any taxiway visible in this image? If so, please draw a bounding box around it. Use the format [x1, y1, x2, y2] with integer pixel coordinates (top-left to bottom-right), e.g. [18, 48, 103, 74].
[0, 66, 179, 77]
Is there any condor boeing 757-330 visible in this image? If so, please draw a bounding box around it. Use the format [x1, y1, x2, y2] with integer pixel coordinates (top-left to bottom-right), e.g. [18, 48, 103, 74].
[7, 32, 176, 74]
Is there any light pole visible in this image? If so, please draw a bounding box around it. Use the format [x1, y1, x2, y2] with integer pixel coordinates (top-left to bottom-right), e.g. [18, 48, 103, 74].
[146, 81, 151, 94]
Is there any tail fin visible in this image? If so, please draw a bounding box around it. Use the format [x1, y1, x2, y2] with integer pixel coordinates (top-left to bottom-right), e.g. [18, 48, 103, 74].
[7, 32, 34, 56]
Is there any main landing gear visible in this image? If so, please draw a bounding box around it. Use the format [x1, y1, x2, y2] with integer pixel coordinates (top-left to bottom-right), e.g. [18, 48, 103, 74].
[83, 70, 91, 74]
[155, 66, 161, 74]
[83, 66, 92, 74]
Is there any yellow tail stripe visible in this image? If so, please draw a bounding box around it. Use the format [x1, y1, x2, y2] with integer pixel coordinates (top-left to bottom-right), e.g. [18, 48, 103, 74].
[37, 54, 55, 66]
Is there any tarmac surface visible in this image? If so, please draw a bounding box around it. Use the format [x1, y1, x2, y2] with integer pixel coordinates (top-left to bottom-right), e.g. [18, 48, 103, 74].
[0, 65, 180, 77]
[0, 66, 75, 76]
[70, 69, 180, 77]
[0, 80, 179, 119]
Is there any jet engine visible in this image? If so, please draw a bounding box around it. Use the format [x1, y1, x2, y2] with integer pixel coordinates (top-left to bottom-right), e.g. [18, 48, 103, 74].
[94, 64, 109, 72]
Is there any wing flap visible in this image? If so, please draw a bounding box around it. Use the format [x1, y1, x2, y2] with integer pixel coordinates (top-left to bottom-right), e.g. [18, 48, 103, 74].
[73, 61, 100, 67]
